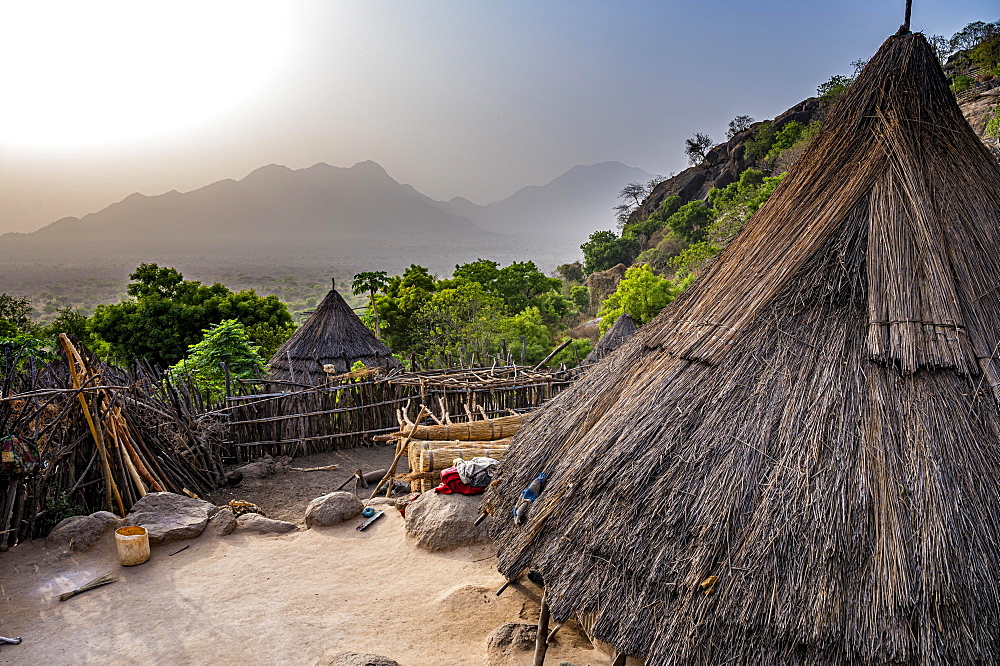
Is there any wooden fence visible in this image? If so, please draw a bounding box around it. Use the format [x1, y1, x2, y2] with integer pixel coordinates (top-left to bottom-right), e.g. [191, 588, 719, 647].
[222, 366, 573, 462]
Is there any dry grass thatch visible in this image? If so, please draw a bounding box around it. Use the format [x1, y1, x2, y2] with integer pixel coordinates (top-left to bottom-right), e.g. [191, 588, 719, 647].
[266, 285, 401, 384]
[482, 32, 1000, 665]
[581, 313, 637, 366]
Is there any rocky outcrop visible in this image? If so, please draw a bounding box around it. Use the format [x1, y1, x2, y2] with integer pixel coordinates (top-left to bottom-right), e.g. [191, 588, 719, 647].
[304, 492, 363, 528]
[205, 508, 237, 536]
[46, 511, 123, 552]
[632, 99, 820, 223]
[125, 492, 216, 545]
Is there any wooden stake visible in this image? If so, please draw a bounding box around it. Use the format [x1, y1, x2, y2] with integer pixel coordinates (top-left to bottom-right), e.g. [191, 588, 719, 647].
[532, 589, 550, 666]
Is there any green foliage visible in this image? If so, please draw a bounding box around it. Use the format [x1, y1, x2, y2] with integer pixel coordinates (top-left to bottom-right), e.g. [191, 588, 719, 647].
[666, 201, 713, 243]
[763, 121, 821, 159]
[497, 307, 553, 364]
[352, 270, 389, 338]
[598, 264, 676, 334]
[635, 230, 688, 272]
[950, 75, 974, 95]
[669, 170, 785, 279]
[623, 196, 682, 240]
[39, 491, 87, 534]
[556, 262, 584, 283]
[410, 281, 505, 362]
[569, 285, 590, 310]
[817, 74, 854, 105]
[0, 294, 34, 332]
[90, 263, 295, 367]
[949, 20, 1000, 53]
[581, 230, 639, 275]
[985, 105, 1000, 138]
[168, 319, 265, 400]
[971, 33, 1000, 70]
[744, 121, 777, 161]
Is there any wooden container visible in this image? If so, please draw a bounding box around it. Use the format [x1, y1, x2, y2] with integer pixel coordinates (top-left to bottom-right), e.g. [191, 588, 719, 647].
[115, 526, 150, 566]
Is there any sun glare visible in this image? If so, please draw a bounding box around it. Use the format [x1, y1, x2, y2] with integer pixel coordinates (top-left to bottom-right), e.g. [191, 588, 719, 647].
[0, 1, 294, 149]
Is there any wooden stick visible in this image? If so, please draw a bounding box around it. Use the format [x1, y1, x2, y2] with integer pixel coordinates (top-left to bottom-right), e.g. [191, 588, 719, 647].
[369, 405, 430, 500]
[532, 589, 550, 666]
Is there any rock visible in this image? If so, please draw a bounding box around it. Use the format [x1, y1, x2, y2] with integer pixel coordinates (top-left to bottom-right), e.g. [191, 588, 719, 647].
[236, 513, 297, 534]
[226, 461, 272, 485]
[46, 511, 123, 552]
[585, 263, 628, 311]
[404, 491, 491, 551]
[366, 497, 395, 507]
[315, 652, 399, 666]
[304, 491, 363, 528]
[486, 622, 538, 666]
[205, 507, 237, 536]
[125, 492, 215, 545]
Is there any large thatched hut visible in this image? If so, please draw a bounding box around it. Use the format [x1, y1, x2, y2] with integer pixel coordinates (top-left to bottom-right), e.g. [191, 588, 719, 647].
[267, 282, 401, 384]
[483, 31, 1000, 665]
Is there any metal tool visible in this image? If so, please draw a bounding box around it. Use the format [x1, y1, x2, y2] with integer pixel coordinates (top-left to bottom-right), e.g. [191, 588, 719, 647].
[356, 510, 384, 531]
[0, 636, 22, 645]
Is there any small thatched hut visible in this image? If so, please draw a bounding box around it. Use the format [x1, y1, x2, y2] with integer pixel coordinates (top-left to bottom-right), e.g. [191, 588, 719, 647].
[581, 313, 637, 366]
[267, 282, 401, 384]
[483, 31, 1000, 665]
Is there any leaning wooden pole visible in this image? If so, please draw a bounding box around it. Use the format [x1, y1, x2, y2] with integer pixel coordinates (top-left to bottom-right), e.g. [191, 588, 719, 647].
[369, 405, 430, 500]
[532, 589, 551, 666]
[59, 334, 125, 516]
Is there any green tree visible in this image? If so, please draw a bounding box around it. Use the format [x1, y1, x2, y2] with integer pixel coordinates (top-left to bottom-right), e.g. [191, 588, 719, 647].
[598, 264, 676, 334]
[411, 281, 505, 363]
[581, 230, 639, 275]
[569, 285, 590, 310]
[91, 263, 294, 367]
[727, 115, 755, 139]
[352, 270, 389, 339]
[666, 201, 713, 243]
[168, 320, 265, 401]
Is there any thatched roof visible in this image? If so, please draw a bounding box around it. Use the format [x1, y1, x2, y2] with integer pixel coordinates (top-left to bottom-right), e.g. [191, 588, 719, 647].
[483, 32, 1000, 665]
[581, 313, 637, 366]
[267, 284, 400, 384]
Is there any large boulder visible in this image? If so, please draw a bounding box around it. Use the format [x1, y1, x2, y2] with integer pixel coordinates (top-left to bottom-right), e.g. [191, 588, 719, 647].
[315, 653, 399, 666]
[46, 511, 123, 552]
[236, 513, 297, 534]
[124, 492, 215, 545]
[304, 492, 363, 528]
[404, 491, 491, 551]
[205, 507, 237, 536]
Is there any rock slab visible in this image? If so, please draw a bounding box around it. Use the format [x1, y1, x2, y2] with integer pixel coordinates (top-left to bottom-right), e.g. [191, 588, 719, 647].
[205, 507, 237, 536]
[125, 492, 215, 545]
[304, 491, 363, 528]
[316, 653, 399, 666]
[404, 491, 491, 551]
[236, 514, 297, 534]
[46, 511, 123, 552]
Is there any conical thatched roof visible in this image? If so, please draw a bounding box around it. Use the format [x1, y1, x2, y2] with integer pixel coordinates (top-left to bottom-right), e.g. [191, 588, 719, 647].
[267, 284, 400, 384]
[483, 32, 1000, 665]
[581, 313, 637, 366]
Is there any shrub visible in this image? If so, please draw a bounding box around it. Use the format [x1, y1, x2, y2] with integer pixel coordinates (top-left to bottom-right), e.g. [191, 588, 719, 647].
[951, 75, 974, 95]
[598, 264, 677, 334]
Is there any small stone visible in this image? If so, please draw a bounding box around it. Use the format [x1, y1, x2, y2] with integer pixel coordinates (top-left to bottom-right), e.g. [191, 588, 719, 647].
[205, 508, 237, 536]
[404, 491, 491, 551]
[486, 622, 538, 665]
[236, 514, 297, 534]
[125, 492, 215, 545]
[304, 491, 363, 528]
[315, 652, 399, 666]
[46, 511, 123, 552]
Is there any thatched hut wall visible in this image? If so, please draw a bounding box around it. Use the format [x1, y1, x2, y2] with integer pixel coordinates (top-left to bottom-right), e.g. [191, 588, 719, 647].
[266, 285, 401, 385]
[483, 32, 1000, 665]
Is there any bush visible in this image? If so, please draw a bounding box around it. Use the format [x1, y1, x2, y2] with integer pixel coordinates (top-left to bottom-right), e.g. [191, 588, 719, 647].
[744, 121, 777, 161]
[581, 230, 639, 275]
[666, 201, 713, 243]
[597, 264, 677, 334]
[569, 285, 590, 310]
[951, 75, 974, 95]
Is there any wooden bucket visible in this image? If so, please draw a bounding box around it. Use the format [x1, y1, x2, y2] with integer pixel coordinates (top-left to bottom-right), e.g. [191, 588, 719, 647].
[115, 526, 150, 566]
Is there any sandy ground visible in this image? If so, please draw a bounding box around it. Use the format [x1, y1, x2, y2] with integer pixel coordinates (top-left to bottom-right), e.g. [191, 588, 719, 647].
[0, 468, 599, 666]
[207, 445, 402, 524]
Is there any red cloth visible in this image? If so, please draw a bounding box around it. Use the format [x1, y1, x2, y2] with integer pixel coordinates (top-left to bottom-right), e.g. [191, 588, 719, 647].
[434, 466, 485, 495]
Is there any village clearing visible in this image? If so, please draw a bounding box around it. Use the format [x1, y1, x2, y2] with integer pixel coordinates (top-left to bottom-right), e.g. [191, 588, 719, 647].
[0, 450, 598, 665]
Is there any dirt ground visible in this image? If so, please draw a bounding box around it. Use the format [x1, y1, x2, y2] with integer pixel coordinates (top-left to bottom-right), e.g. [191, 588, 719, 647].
[207, 445, 403, 524]
[0, 449, 601, 666]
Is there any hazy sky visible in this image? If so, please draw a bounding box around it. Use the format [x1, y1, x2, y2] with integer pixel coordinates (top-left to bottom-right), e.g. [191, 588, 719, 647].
[0, 0, 994, 234]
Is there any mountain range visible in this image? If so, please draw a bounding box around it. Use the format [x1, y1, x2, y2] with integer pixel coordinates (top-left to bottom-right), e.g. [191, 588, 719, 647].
[0, 160, 652, 274]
